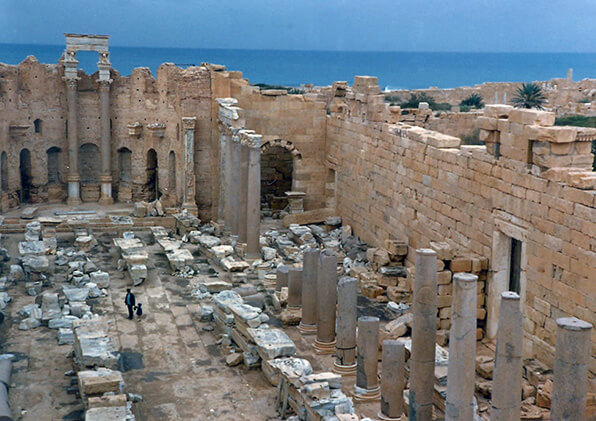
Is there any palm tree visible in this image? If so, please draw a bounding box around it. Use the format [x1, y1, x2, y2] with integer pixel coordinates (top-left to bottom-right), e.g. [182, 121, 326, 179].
[459, 93, 484, 109]
[511, 83, 547, 109]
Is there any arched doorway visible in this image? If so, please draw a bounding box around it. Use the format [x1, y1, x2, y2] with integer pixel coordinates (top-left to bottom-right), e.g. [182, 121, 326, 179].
[46, 147, 62, 184]
[146, 149, 158, 201]
[79, 143, 100, 201]
[168, 151, 176, 202]
[261, 145, 294, 215]
[1, 152, 7, 192]
[117, 147, 132, 202]
[19, 149, 32, 203]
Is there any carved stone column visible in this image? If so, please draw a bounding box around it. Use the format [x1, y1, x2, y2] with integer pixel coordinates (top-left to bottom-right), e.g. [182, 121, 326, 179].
[245, 133, 261, 259]
[182, 117, 198, 215]
[98, 78, 113, 204]
[238, 143, 249, 244]
[445, 272, 478, 421]
[409, 248, 437, 420]
[551, 317, 592, 421]
[64, 76, 81, 205]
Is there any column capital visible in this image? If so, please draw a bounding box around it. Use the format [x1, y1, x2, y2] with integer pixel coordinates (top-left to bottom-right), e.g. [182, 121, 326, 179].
[182, 116, 197, 130]
[98, 79, 113, 88]
[63, 77, 79, 89]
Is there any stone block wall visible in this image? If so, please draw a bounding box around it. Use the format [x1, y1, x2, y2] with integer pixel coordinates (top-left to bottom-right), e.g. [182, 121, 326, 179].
[326, 80, 596, 374]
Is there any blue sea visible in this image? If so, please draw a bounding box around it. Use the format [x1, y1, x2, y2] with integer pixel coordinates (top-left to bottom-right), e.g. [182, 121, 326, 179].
[1, 43, 595, 90]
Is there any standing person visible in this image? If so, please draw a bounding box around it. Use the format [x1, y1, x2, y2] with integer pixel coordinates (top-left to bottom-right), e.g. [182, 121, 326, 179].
[124, 289, 136, 320]
[136, 303, 143, 320]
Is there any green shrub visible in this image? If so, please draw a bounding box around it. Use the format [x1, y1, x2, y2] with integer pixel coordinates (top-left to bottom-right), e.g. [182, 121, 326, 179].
[253, 83, 304, 95]
[461, 129, 483, 145]
[512, 83, 547, 109]
[400, 92, 436, 109]
[554, 115, 596, 128]
[459, 93, 484, 109]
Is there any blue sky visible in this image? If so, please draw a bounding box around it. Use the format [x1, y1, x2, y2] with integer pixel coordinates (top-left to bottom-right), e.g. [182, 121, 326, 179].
[1, 0, 594, 52]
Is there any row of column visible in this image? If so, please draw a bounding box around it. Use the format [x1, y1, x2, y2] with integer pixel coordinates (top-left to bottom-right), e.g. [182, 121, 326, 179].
[221, 128, 261, 259]
[64, 52, 113, 205]
[283, 247, 593, 421]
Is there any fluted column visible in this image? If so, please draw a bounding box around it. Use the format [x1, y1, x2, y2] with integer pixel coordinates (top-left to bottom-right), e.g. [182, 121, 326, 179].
[64, 77, 81, 205]
[98, 79, 113, 204]
[182, 117, 198, 215]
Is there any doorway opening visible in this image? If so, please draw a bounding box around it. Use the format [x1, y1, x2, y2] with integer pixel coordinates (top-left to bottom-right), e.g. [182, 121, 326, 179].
[19, 149, 32, 203]
[261, 146, 293, 215]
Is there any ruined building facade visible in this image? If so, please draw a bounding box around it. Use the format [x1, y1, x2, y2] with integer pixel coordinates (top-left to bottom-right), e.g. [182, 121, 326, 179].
[1, 36, 595, 375]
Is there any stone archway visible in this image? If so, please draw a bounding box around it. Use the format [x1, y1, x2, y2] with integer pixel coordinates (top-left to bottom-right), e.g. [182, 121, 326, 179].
[260, 140, 302, 216]
[19, 149, 32, 203]
[117, 147, 132, 202]
[79, 143, 100, 202]
[146, 149, 158, 201]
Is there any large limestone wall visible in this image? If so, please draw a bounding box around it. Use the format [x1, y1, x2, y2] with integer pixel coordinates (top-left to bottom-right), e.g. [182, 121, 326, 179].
[213, 73, 328, 212]
[0, 57, 214, 218]
[326, 80, 596, 374]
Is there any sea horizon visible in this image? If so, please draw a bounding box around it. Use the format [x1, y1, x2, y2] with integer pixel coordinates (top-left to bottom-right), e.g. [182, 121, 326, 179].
[1, 42, 595, 90]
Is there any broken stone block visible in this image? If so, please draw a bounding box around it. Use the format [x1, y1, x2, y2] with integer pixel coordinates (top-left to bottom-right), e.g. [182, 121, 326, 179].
[198, 305, 214, 321]
[262, 357, 313, 386]
[128, 264, 147, 286]
[221, 257, 249, 272]
[87, 394, 127, 409]
[0, 293, 10, 310]
[18, 303, 41, 319]
[211, 245, 234, 259]
[63, 286, 90, 302]
[90, 271, 110, 289]
[198, 235, 221, 248]
[58, 328, 75, 345]
[84, 405, 127, 420]
[18, 241, 50, 256]
[380, 312, 412, 343]
[70, 301, 91, 318]
[133, 202, 147, 218]
[73, 319, 120, 369]
[41, 292, 62, 322]
[166, 248, 194, 271]
[281, 307, 302, 326]
[85, 283, 103, 298]
[49, 315, 79, 329]
[74, 235, 95, 252]
[19, 317, 41, 330]
[247, 327, 296, 360]
[9, 265, 24, 281]
[26, 281, 42, 296]
[226, 352, 243, 367]
[78, 368, 124, 396]
[20, 206, 38, 219]
[261, 246, 276, 261]
[229, 303, 269, 328]
[22, 255, 50, 274]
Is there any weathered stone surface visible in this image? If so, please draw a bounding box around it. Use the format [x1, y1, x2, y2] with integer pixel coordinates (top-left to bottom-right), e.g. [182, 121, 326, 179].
[41, 292, 62, 322]
[63, 286, 90, 302]
[90, 271, 110, 289]
[247, 327, 296, 360]
[49, 315, 79, 329]
[57, 328, 75, 345]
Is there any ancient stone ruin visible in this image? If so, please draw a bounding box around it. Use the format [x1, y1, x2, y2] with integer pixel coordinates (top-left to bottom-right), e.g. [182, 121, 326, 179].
[0, 34, 593, 420]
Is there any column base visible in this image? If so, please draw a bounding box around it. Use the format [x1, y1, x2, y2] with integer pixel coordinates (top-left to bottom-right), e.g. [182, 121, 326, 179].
[352, 385, 381, 403]
[99, 177, 113, 204]
[67, 176, 81, 205]
[297, 322, 317, 335]
[182, 201, 198, 216]
[377, 411, 403, 420]
[314, 338, 336, 355]
[332, 361, 357, 376]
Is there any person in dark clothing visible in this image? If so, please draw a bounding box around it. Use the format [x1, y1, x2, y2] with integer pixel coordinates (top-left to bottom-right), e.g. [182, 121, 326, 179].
[125, 289, 136, 320]
[136, 303, 143, 320]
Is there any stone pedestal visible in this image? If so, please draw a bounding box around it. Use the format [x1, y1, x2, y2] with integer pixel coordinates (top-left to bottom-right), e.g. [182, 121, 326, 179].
[551, 317, 592, 421]
[67, 174, 82, 206]
[287, 267, 302, 308]
[409, 248, 437, 421]
[298, 248, 319, 335]
[491, 291, 522, 421]
[379, 340, 405, 420]
[445, 273, 478, 421]
[314, 250, 337, 354]
[353, 316, 381, 402]
[99, 174, 113, 205]
[285, 191, 306, 214]
[276, 265, 289, 291]
[333, 276, 357, 375]
[182, 117, 198, 215]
